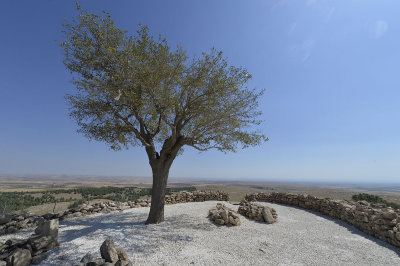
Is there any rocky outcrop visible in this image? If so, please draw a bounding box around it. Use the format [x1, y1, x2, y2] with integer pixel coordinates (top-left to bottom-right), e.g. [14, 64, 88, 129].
[76, 238, 132, 266]
[238, 201, 278, 224]
[245, 192, 400, 248]
[208, 203, 241, 226]
[0, 219, 59, 265]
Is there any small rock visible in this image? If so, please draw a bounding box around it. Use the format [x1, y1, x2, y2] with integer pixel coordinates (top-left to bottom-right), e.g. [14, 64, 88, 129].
[220, 210, 229, 223]
[29, 235, 57, 251]
[5, 238, 27, 248]
[42, 213, 54, 220]
[0, 215, 11, 225]
[35, 219, 59, 239]
[115, 259, 132, 266]
[215, 219, 225, 225]
[116, 248, 130, 261]
[100, 238, 118, 263]
[87, 258, 106, 266]
[6, 248, 31, 266]
[31, 252, 49, 265]
[14, 215, 25, 222]
[80, 253, 94, 263]
[262, 207, 276, 224]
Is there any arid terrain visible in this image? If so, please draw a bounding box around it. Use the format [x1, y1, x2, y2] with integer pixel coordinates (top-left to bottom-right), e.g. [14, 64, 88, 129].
[1, 174, 400, 204]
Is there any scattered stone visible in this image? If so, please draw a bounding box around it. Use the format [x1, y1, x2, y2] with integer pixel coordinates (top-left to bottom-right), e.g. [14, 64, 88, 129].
[78, 238, 133, 266]
[80, 253, 94, 264]
[6, 248, 31, 266]
[100, 238, 119, 263]
[42, 213, 54, 220]
[116, 248, 129, 261]
[115, 259, 133, 266]
[35, 219, 59, 238]
[31, 252, 49, 265]
[238, 201, 278, 224]
[0, 216, 11, 225]
[86, 258, 106, 266]
[5, 238, 27, 247]
[262, 206, 277, 224]
[29, 235, 57, 251]
[208, 204, 241, 226]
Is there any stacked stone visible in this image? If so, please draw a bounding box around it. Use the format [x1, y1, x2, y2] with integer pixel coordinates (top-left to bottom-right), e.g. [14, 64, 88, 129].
[0, 215, 43, 235]
[208, 203, 241, 226]
[76, 238, 132, 266]
[0, 190, 230, 236]
[0, 219, 59, 265]
[245, 192, 400, 248]
[165, 190, 229, 204]
[59, 201, 142, 221]
[238, 201, 278, 224]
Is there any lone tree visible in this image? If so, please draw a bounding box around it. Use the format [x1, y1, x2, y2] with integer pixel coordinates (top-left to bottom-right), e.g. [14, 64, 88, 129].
[61, 7, 267, 224]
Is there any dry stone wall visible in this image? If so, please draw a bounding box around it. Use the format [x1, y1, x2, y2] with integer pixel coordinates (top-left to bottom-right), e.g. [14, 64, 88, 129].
[165, 190, 229, 204]
[0, 219, 59, 265]
[0, 190, 229, 236]
[245, 192, 400, 248]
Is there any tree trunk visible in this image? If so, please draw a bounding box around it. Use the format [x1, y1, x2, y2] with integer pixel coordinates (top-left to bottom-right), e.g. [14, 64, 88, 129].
[145, 164, 170, 224]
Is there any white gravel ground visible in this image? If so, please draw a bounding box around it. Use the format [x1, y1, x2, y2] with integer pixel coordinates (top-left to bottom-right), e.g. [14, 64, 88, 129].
[2, 201, 400, 265]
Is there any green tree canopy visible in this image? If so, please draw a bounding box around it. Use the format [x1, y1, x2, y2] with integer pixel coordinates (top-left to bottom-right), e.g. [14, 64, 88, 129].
[61, 6, 267, 224]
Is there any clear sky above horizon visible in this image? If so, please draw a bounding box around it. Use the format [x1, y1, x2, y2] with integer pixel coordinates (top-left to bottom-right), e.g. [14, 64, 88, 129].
[1, 0, 399, 184]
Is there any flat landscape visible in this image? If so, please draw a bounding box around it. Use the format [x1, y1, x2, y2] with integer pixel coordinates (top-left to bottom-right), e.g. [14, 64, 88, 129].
[1, 174, 400, 210]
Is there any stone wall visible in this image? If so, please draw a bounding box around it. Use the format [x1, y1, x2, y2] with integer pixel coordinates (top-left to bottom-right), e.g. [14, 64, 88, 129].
[0, 219, 59, 265]
[0, 190, 229, 236]
[165, 190, 229, 204]
[245, 192, 400, 248]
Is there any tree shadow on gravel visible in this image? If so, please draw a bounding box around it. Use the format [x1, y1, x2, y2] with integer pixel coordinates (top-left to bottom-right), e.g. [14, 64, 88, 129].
[43, 209, 217, 265]
[264, 202, 400, 257]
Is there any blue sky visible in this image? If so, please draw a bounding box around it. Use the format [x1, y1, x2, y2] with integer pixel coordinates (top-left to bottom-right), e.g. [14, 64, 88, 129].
[0, 0, 399, 183]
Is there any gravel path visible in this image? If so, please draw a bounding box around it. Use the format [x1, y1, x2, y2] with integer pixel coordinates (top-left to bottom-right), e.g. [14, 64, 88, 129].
[2, 201, 400, 265]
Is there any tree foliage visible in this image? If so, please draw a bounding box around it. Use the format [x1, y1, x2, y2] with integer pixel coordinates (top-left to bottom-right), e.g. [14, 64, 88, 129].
[61, 7, 267, 162]
[352, 193, 400, 209]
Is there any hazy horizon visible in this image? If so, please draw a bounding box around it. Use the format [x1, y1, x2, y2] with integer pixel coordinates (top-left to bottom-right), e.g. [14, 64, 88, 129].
[1, 1, 399, 184]
[1, 173, 400, 186]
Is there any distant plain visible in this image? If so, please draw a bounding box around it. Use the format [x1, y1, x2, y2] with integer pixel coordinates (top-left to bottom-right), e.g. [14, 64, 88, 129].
[1, 174, 399, 203]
